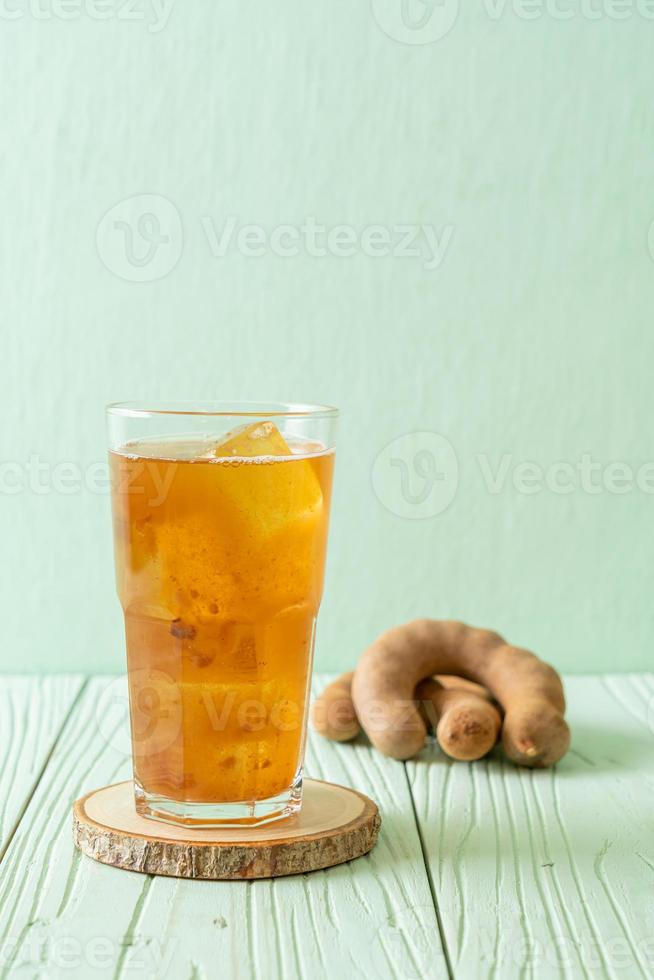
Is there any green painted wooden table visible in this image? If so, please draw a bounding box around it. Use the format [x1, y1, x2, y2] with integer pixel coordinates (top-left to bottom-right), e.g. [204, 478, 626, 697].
[0, 674, 653, 979]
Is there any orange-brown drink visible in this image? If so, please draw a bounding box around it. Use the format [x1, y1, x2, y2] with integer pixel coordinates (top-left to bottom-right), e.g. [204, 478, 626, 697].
[107, 403, 337, 826]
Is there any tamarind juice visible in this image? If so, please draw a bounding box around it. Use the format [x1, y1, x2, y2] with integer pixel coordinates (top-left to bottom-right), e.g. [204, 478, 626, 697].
[109, 419, 335, 826]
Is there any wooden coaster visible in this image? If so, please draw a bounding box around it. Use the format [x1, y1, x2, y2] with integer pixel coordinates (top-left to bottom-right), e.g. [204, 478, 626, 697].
[73, 779, 381, 880]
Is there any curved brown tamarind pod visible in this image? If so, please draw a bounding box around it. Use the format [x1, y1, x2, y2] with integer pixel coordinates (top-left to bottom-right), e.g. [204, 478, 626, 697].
[312, 671, 500, 762]
[351, 620, 570, 767]
[433, 674, 490, 696]
[310, 672, 360, 742]
[416, 678, 502, 762]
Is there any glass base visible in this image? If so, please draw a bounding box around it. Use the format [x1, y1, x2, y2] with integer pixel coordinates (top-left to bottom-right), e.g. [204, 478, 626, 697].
[134, 774, 303, 829]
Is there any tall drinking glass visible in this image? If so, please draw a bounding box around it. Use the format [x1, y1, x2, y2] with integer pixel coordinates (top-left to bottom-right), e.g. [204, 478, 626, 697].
[106, 402, 337, 827]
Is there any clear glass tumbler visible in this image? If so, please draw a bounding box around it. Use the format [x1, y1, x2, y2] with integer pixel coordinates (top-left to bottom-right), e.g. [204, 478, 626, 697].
[106, 402, 337, 827]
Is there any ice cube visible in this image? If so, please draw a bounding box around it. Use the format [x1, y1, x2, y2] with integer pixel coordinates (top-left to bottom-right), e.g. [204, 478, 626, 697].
[206, 420, 323, 541]
[157, 421, 325, 618]
[209, 421, 291, 458]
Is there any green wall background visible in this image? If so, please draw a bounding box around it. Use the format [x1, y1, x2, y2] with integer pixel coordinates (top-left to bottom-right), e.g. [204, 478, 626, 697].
[2, 1, 653, 674]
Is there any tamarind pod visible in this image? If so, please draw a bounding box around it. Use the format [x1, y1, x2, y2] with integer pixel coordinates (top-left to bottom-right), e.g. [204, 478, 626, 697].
[311, 672, 360, 742]
[433, 674, 492, 698]
[417, 678, 502, 762]
[352, 620, 570, 767]
[310, 671, 495, 756]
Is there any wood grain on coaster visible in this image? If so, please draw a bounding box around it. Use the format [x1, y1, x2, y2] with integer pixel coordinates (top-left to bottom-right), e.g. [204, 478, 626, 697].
[73, 778, 381, 880]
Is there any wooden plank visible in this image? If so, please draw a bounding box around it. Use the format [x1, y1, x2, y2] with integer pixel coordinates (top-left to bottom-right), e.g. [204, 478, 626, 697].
[0, 675, 84, 858]
[407, 673, 654, 979]
[0, 677, 138, 979]
[0, 675, 443, 980]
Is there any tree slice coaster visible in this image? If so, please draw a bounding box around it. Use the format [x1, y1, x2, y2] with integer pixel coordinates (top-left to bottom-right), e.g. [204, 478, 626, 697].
[73, 779, 381, 880]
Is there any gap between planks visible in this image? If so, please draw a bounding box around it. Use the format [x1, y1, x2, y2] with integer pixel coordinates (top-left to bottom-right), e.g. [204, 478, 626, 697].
[0, 674, 446, 980]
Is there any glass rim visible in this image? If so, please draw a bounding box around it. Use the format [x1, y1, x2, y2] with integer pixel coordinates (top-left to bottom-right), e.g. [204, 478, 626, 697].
[106, 400, 339, 420]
